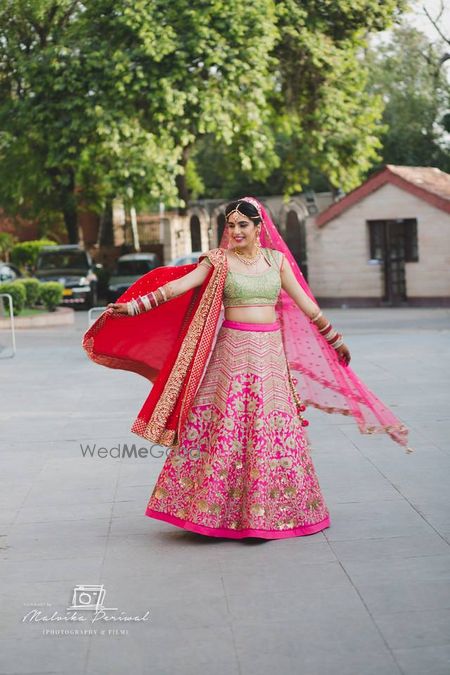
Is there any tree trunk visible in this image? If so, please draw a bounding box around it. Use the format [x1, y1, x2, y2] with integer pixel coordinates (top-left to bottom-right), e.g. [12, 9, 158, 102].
[98, 198, 114, 246]
[62, 201, 79, 244]
[175, 146, 191, 215]
[51, 167, 79, 244]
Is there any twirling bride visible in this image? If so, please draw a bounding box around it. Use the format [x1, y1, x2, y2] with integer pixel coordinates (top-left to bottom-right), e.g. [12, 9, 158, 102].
[82, 196, 411, 540]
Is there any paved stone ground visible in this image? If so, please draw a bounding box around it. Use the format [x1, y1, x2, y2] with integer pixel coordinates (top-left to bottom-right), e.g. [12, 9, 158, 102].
[0, 307, 449, 675]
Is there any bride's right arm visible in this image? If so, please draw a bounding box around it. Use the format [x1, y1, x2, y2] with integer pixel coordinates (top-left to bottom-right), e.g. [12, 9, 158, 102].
[165, 258, 212, 298]
[107, 257, 213, 315]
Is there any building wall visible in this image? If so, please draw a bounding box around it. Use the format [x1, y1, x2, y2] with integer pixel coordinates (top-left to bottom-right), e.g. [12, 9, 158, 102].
[308, 182, 450, 301]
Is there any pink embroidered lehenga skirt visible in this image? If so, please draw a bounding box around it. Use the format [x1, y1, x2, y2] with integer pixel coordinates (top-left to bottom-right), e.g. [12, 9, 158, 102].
[146, 319, 330, 539]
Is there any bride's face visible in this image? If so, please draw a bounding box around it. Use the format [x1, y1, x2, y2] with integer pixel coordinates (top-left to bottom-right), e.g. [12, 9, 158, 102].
[226, 211, 258, 247]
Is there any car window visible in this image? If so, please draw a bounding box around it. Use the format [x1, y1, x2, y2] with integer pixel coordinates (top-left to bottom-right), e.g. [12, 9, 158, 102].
[115, 260, 156, 275]
[37, 252, 89, 270]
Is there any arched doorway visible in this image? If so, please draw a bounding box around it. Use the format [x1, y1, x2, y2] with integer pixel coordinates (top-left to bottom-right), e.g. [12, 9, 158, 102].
[190, 215, 202, 251]
[286, 210, 308, 281]
[217, 212, 226, 246]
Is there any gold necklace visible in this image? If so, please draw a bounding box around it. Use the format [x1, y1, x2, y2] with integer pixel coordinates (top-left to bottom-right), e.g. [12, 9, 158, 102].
[232, 244, 262, 266]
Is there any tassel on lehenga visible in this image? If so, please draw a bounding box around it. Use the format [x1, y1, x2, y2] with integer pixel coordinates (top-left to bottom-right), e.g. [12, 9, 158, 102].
[145, 319, 331, 539]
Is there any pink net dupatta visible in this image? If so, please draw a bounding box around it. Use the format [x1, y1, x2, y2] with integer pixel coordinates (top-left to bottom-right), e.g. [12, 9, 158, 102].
[222, 197, 412, 453]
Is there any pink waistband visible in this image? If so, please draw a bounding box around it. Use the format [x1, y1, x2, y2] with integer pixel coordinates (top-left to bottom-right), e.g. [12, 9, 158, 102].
[222, 319, 280, 332]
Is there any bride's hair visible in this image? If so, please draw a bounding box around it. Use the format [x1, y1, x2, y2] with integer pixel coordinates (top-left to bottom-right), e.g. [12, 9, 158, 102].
[225, 199, 262, 225]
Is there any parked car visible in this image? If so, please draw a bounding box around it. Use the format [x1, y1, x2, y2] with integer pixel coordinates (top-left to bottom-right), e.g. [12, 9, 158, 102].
[34, 245, 101, 309]
[166, 251, 204, 266]
[0, 262, 23, 282]
[107, 253, 160, 302]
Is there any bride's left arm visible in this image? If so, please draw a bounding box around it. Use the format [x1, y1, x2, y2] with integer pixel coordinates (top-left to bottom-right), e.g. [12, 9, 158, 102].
[279, 253, 351, 366]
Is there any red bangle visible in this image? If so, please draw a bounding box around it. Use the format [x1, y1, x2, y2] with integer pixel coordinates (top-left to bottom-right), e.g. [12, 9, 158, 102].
[319, 324, 333, 338]
[328, 332, 341, 345]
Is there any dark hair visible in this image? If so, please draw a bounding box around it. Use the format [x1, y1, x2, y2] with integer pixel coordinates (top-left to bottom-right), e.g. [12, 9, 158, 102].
[225, 200, 262, 225]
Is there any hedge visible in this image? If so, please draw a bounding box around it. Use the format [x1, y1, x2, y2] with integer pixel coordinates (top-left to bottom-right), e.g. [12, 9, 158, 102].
[0, 281, 27, 316]
[39, 281, 64, 312]
[17, 278, 41, 307]
[11, 239, 58, 270]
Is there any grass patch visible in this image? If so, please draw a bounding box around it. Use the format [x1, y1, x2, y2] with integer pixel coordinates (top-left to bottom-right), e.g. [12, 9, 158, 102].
[15, 306, 53, 317]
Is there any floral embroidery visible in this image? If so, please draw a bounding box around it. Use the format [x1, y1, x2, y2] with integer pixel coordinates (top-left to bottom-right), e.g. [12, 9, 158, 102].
[146, 322, 329, 532]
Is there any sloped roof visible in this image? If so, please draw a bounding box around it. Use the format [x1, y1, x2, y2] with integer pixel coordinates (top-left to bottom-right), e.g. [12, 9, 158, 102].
[316, 165, 450, 226]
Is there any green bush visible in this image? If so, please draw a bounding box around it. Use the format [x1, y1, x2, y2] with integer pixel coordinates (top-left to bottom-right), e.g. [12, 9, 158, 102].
[17, 278, 41, 307]
[11, 239, 58, 270]
[0, 281, 27, 316]
[40, 281, 63, 312]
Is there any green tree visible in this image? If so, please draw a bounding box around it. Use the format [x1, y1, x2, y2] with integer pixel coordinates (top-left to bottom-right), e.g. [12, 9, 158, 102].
[0, 1, 181, 242]
[365, 24, 450, 171]
[81, 0, 279, 211]
[193, 0, 410, 198]
[0, 0, 410, 239]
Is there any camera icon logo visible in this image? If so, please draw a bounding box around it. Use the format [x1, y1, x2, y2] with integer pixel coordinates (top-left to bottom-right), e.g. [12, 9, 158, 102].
[67, 584, 117, 611]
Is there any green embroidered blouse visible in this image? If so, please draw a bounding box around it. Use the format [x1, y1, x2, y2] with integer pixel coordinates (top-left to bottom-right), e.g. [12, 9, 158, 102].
[200, 247, 283, 308]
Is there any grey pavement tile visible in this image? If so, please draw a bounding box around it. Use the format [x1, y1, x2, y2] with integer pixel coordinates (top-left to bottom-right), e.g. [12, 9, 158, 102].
[324, 498, 434, 541]
[0, 556, 104, 585]
[15, 503, 114, 525]
[32, 475, 120, 492]
[6, 517, 111, 540]
[232, 618, 401, 675]
[113, 483, 156, 502]
[1, 309, 449, 674]
[392, 644, 450, 675]
[127, 591, 230, 630]
[99, 560, 227, 606]
[342, 552, 450, 582]
[85, 625, 239, 675]
[0, 463, 46, 483]
[374, 608, 450, 650]
[0, 636, 89, 675]
[1, 420, 70, 443]
[1, 530, 108, 562]
[101, 539, 223, 578]
[410, 498, 450, 532]
[349, 579, 450, 615]
[117, 465, 165, 487]
[226, 583, 363, 624]
[329, 533, 450, 563]
[222, 559, 349, 596]
[21, 485, 117, 508]
[0, 510, 21, 527]
[217, 537, 336, 567]
[321, 475, 401, 503]
[111, 498, 148, 518]
[108, 514, 155, 536]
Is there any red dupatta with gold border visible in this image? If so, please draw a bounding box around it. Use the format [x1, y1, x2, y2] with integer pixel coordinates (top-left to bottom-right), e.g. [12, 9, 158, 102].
[82, 247, 227, 447]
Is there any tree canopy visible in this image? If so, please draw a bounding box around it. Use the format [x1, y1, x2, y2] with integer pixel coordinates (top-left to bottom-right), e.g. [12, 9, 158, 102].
[0, 0, 411, 241]
[365, 23, 450, 173]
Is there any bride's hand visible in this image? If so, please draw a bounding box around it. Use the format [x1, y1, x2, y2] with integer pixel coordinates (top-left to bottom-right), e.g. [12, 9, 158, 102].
[107, 302, 129, 316]
[336, 343, 351, 366]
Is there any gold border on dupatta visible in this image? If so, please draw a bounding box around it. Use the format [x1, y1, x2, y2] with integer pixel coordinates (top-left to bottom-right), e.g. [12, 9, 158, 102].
[138, 248, 227, 446]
